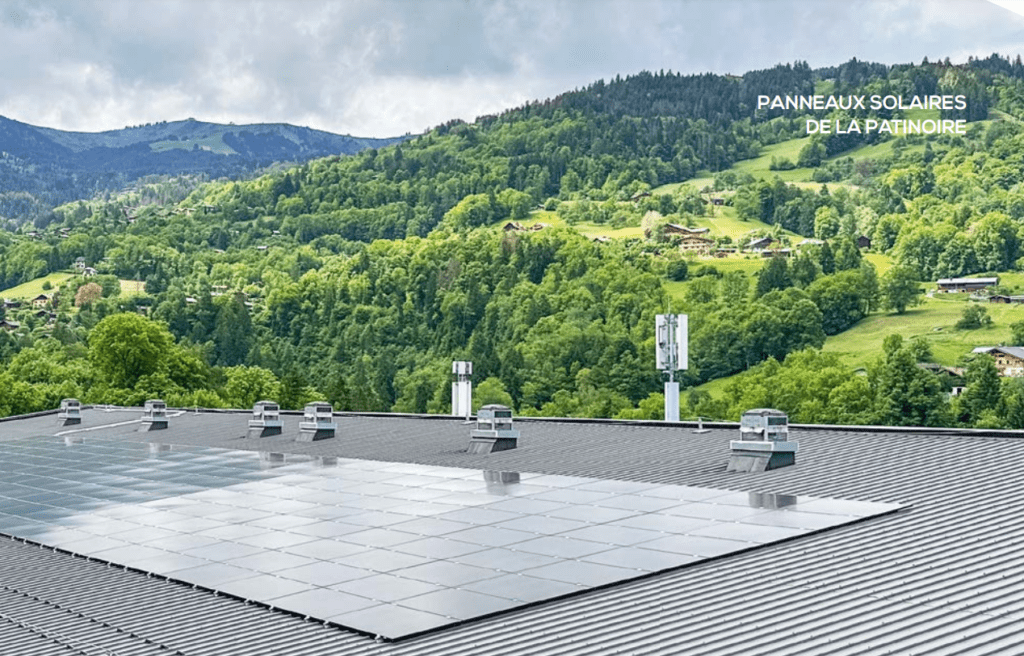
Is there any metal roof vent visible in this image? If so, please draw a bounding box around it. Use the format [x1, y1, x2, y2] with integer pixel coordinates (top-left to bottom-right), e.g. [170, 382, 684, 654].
[297, 402, 336, 441]
[467, 404, 519, 454]
[727, 408, 798, 472]
[140, 400, 168, 431]
[248, 400, 283, 438]
[259, 451, 286, 468]
[58, 398, 81, 426]
[452, 361, 473, 419]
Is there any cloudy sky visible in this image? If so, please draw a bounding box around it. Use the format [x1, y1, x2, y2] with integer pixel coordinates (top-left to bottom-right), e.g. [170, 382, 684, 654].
[3, 0, 1024, 137]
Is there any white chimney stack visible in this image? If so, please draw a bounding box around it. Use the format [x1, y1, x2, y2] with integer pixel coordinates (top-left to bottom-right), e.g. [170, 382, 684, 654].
[452, 361, 473, 419]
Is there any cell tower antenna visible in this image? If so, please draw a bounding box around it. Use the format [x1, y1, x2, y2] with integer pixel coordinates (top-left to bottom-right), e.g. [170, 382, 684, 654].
[655, 314, 688, 422]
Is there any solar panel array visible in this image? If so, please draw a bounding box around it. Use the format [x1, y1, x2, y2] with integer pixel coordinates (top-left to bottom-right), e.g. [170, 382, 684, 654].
[0, 435, 901, 639]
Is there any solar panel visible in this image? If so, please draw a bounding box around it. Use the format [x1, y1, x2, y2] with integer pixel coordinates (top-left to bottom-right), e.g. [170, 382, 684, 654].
[0, 436, 903, 640]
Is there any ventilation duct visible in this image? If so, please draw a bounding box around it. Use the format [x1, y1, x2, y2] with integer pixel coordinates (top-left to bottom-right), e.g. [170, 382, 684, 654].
[58, 398, 81, 426]
[248, 400, 283, 438]
[140, 400, 168, 431]
[727, 408, 797, 472]
[297, 402, 336, 441]
[467, 404, 519, 454]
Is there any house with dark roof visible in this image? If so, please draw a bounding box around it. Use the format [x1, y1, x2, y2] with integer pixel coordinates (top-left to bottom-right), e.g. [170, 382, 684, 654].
[663, 224, 710, 236]
[0, 405, 1023, 654]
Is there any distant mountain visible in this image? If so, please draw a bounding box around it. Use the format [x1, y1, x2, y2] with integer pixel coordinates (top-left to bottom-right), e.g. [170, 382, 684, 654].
[0, 116, 410, 225]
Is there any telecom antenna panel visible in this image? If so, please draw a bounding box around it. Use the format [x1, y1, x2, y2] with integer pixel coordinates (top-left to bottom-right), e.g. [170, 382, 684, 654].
[656, 314, 688, 422]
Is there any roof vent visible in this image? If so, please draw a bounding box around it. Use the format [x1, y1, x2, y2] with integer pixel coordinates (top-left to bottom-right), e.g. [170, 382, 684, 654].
[452, 361, 473, 419]
[727, 408, 797, 472]
[58, 398, 81, 426]
[259, 451, 286, 468]
[140, 400, 168, 431]
[484, 470, 521, 492]
[248, 400, 283, 438]
[467, 404, 519, 454]
[297, 402, 336, 441]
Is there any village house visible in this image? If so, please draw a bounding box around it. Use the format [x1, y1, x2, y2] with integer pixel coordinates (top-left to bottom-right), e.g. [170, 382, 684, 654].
[972, 346, 1024, 376]
[988, 294, 1024, 304]
[677, 235, 714, 255]
[663, 224, 710, 237]
[936, 276, 999, 293]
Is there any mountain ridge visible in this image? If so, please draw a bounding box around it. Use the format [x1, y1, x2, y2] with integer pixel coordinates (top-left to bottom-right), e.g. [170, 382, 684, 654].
[0, 115, 410, 224]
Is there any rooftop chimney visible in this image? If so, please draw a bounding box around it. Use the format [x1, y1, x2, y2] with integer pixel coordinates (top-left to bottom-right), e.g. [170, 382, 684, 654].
[452, 361, 473, 419]
[467, 404, 519, 454]
[727, 408, 797, 472]
[140, 400, 168, 431]
[58, 398, 81, 426]
[297, 402, 336, 441]
[248, 400, 283, 438]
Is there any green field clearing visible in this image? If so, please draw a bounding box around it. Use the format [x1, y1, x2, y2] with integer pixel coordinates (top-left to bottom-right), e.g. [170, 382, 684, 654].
[729, 138, 815, 182]
[692, 206, 784, 239]
[150, 134, 235, 155]
[863, 252, 894, 275]
[0, 272, 74, 299]
[120, 280, 147, 296]
[822, 294, 1024, 370]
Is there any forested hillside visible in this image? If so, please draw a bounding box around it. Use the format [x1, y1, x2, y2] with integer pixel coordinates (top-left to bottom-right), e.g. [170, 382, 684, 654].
[7, 56, 1024, 429]
[0, 116, 407, 226]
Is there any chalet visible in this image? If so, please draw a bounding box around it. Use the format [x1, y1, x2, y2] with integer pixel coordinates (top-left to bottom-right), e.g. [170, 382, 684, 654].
[83, 267, 98, 277]
[31, 294, 51, 309]
[988, 295, 1024, 304]
[502, 221, 526, 232]
[972, 346, 1024, 376]
[761, 248, 792, 258]
[857, 235, 872, 249]
[664, 224, 710, 237]
[747, 236, 774, 250]
[917, 362, 965, 377]
[936, 276, 999, 293]
[710, 197, 725, 206]
[73, 257, 86, 271]
[0, 319, 18, 331]
[677, 235, 714, 255]
[3, 299, 21, 310]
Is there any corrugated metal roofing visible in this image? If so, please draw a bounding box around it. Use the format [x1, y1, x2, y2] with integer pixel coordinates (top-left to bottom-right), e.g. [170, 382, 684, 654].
[2, 409, 1024, 654]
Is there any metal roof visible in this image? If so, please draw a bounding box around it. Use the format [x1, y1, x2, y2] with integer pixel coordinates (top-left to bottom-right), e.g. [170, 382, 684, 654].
[972, 345, 1024, 360]
[936, 277, 999, 285]
[2, 408, 1024, 654]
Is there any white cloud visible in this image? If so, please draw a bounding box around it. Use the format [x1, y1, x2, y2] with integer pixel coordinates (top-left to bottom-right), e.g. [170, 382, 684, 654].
[1, 0, 1024, 137]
